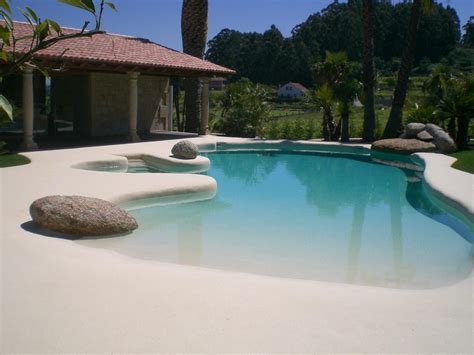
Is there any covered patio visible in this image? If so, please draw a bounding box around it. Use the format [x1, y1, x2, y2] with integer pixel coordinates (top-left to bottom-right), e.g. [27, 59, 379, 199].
[1, 21, 234, 150]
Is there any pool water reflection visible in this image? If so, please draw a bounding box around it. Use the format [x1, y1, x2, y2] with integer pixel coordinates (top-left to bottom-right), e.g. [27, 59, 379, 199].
[76, 151, 473, 289]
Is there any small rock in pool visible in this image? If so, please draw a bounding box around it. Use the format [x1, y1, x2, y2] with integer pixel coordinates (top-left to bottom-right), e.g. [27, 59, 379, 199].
[30, 195, 138, 236]
[171, 140, 199, 159]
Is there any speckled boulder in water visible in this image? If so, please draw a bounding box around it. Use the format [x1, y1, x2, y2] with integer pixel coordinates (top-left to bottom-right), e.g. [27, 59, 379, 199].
[171, 140, 199, 159]
[371, 138, 437, 154]
[400, 122, 426, 138]
[30, 195, 138, 236]
[424, 123, 456, 153]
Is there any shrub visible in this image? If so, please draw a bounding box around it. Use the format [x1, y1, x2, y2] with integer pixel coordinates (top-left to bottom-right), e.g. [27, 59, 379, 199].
[261, 117, 322, 140]
[264, 120, 282, 139]
[289, 120, 307, 140]
[304, 118, 317, 140]
[221, 78, 270, 137]
[405, 103, 439, 125]
[280, 120, 291, 139]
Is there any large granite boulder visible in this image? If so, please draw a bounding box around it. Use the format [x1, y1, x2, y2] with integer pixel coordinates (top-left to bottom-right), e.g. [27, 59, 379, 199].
[400, 122, 426, 139]
[424, 123, 457, 153]
[416, 130, 433, 142]
[171, 140, 199, 159]
[388, 122, 457, 154]
[30, 195, 138, 236]
[371, 138, 437, 155]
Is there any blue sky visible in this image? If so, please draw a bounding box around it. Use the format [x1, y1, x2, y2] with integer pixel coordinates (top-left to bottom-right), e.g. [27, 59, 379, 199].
[10, 0, 474, 51]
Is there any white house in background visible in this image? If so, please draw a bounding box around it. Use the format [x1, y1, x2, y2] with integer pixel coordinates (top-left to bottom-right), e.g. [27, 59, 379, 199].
[277, 82, 309, 98]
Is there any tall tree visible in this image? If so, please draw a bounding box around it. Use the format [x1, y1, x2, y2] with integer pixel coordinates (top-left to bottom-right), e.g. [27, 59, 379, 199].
[337, 73, 361, 143]
[206, 29, 243, 69]
[383, 0, 430, 138]
[205, 1, 460, 87]
[181, 0, 208, 133]
[434, 73, 474, 151]
[313, 51, 357, 142]
[462, 16, 474, 47]
[361, 0, 376, 141]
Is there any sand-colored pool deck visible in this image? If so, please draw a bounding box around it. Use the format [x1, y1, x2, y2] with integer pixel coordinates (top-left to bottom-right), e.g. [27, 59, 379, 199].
[1, 137, 472, 353]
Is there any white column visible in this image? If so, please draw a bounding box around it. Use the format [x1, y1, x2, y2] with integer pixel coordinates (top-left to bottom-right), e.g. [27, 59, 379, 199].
[128, 71, 140, 142]
[167, 83, 174, 131]
[200, 77, 210, 135]
[21, 65, 38, 150]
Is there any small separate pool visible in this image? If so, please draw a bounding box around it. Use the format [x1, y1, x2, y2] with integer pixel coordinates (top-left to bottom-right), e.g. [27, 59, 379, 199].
[77, 149, 473, 289]
[76, 155, 209, 174]
[126, 159, 166, 173]
[82, 159, 166, 173]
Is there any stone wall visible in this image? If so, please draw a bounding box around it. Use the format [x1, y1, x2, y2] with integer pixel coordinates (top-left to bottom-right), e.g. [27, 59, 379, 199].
[54, 72, 169, 137]
[138, 75, 169, 133]
[89, 72, 168, 136]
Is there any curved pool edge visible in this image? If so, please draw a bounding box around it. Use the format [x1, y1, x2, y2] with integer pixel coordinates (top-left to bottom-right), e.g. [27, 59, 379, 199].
[70, 140, 215, 174]
[141, 153, 210, 173]
[109, 176, 218, 210]
[15, 137, 220, 211]
[412, 152, 473, 222]
[215, 138, 372, 155]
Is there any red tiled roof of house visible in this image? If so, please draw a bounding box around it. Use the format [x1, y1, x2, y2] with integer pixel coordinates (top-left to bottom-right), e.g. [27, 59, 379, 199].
[4, 21, 235, 76]
[288, 82, 309, 92]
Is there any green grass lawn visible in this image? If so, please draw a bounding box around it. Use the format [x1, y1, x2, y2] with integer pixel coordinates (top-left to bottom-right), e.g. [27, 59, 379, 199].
[450, 150, 474, 174]
[0, 154, 31, 168]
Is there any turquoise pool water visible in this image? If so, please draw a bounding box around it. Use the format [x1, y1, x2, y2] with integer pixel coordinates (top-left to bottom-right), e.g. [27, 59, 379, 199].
[77, 151, 473, 289]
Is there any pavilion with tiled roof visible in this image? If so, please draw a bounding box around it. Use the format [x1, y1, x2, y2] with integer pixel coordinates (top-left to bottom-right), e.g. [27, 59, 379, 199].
[2, 21, 235, 149]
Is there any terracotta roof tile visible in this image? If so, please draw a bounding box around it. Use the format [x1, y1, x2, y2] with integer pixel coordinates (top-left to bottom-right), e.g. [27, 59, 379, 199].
[4, 21, 235, 76]
[288, 82, 309, 92]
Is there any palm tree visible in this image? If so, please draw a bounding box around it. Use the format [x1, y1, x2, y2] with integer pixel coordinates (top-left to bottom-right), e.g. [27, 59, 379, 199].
[383, 0, 433, 138]
[361, 0, 376, 142]
[336, 77, 361, 142]
[313, 51, 359, 142]
[181, 0, 208, 133]
[435, 74, 474, 150]
[315, 84, 335, 141]
[422, 64, 455, 104]
[313, 51, 351, 141]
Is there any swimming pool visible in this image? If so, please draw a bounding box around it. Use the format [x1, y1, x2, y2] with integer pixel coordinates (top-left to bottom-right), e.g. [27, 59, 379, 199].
[77, 149, 473, 289]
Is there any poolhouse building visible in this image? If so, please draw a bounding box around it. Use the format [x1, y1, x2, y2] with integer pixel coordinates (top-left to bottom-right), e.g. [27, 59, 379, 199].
[1, 21, 234, 150]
